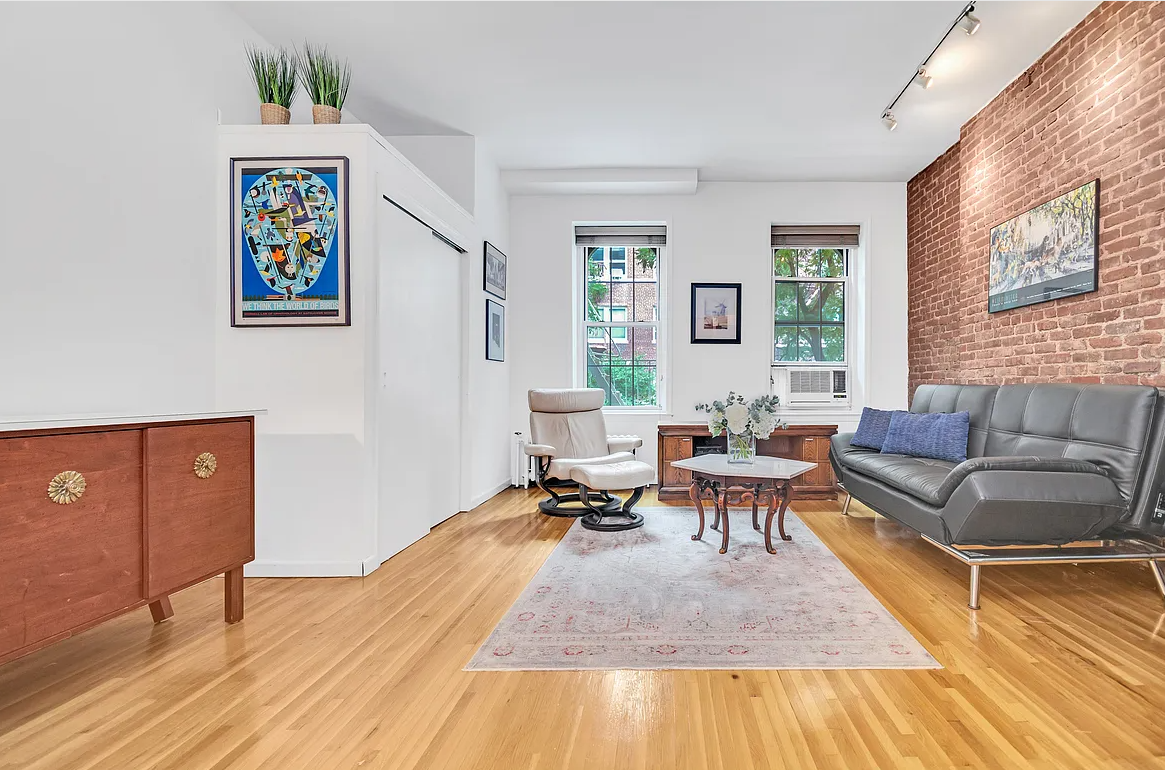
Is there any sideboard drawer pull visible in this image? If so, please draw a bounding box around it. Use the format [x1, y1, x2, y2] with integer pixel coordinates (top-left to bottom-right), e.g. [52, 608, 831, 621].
[193, 452, 218, 479]
[47, 471, 87, 505]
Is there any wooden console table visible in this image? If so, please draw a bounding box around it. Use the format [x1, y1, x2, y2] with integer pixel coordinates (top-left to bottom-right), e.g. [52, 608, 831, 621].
[0, 410, 261, 666]
[657, 423, 838, 501]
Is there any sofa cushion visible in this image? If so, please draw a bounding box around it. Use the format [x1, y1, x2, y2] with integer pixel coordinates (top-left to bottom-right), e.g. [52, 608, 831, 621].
[840, 451, 956, 506]
[910, 384, 998, 458]
[983, 383, 1159, 502]
[851, 407, 899, 450]
[882, 411, 970, 463]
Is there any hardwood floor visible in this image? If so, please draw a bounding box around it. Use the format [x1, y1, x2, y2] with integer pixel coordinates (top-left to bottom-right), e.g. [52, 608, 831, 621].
[2, 488, 1164, 769]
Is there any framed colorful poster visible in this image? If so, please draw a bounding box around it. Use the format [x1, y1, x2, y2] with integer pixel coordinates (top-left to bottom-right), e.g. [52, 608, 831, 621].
[231, 156, 351, 327]
[988, 179, 1099, 313]
[486, 299, 505, 361]
[484, 241, 507, 300]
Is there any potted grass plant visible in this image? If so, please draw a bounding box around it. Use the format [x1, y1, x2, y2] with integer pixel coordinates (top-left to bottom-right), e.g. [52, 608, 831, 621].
[299, 43, 352, 124]
[246, 45, 298, 125]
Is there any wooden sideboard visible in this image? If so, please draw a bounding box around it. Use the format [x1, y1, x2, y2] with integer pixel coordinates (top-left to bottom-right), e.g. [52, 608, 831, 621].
[657, 423, 838, 501]
[0, 411, 258, 666]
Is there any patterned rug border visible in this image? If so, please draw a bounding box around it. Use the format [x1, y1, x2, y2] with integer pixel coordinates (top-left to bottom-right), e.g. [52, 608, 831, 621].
[466, 507, 942, 672]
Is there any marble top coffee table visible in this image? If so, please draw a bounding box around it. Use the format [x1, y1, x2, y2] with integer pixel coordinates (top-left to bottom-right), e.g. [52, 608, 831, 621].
[670, 454, 817, 555]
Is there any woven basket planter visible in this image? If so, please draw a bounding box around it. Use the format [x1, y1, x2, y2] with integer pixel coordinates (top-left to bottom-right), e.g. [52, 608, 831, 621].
[259, 103, 291, 125]
[312, 105, 342, 124]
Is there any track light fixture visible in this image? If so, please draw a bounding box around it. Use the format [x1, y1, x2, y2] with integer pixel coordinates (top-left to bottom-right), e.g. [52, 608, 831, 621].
[959, 11, 981, 36]
[880, 3, 979, 132]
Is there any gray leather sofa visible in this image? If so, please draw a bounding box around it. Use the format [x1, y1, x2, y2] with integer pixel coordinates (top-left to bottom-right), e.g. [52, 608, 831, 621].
[830, 383, 1165, 607]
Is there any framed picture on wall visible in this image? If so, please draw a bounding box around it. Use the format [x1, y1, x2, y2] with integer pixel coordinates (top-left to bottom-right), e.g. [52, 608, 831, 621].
[230, 156, 351, 327]
[484, 241, 507, 300]
[691, 283, 742, 344]
[988, 179, 1099, 313]
[486, 299, 505, 361]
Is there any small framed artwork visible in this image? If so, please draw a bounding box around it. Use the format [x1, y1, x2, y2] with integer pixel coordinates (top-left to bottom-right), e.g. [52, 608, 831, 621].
[484, 241, 507, 300]
[231, 156, 351, 327]
[691, 283, 742, 344]
[486, 298, 505, 361]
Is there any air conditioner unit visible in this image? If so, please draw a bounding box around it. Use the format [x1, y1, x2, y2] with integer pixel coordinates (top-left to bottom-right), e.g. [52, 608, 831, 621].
[782, 368, 849, 408]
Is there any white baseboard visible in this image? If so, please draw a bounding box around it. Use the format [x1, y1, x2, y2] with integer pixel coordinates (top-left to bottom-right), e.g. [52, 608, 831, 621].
[468, 478, 513, 510]
[244, 560, 366, 578]
[361, 554, 381, 576]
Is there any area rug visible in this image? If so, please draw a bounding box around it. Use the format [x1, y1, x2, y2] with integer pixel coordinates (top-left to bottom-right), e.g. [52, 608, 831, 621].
[467, 507, 940, 671]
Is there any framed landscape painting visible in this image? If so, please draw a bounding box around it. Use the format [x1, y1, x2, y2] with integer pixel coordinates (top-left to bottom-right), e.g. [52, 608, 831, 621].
[988, 179, 1099, 313]
[484, 241, 507, 300]
[691, 283, 741, 344]
[231, 156, 351, 327]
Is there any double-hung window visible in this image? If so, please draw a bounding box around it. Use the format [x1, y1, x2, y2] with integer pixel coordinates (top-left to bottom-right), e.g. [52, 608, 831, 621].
[771, 225, 858, 364]
[576, 225, 666, 408]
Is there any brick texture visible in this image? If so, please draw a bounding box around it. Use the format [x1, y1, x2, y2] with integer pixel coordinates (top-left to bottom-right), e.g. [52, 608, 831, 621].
[907, 1, 1165, 396]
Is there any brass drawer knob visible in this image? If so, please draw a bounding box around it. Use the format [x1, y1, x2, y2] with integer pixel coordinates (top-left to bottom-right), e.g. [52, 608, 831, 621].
[194, 452, 218, 479]
[47, 471, 86, 505]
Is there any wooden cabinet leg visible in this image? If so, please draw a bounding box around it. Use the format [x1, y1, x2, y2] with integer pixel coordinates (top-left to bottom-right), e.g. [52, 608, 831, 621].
[224, 566, 244, 624]
[149, 596, 174, 623]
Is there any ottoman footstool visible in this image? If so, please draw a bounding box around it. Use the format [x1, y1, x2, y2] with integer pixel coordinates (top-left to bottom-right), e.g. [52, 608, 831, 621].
[569, 460, 654, 532]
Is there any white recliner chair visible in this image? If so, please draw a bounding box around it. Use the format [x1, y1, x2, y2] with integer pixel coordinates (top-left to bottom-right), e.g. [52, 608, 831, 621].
[524, 388, 644, 516]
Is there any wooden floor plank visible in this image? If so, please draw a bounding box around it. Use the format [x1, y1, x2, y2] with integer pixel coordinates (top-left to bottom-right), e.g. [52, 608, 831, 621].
[1, 489, 1164, 769]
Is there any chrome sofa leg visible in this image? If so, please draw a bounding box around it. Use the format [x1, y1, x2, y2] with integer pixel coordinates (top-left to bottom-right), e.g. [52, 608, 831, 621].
[1151, 560, 1165, 601]
[968, 564, 982, 610]
[841, 491, 852, 516]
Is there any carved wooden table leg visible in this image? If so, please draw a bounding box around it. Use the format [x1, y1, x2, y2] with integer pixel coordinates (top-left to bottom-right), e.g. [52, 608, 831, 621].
[689, 480, 706, 542]
[149, 596, 174, 623]
[224, 565, 244, 623]
[752, 493, 761, 531]
[711, 490, 721, 532]
[717, 488, 730, 554]
[764, 481, 794, 554]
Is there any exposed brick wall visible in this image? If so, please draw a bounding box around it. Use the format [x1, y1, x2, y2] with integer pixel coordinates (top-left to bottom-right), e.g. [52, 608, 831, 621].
[907, 1, 1165, 396]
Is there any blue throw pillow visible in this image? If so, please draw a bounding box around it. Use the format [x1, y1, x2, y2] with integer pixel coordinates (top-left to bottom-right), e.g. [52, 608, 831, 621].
[851, 407, 900, 450]
[881, 411, 971, 464]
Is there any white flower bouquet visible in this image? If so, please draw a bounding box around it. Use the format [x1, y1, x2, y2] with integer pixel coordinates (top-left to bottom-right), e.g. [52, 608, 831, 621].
[695, 392, 785, 463]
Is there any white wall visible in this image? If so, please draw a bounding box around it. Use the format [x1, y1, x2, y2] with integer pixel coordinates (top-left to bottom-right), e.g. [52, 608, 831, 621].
[508, 182, 909, 474]
[0, 3, 266, 415]
[388, 135, 477, 215]
[0, 4, 514, 576]
[466, 141, 513, 506]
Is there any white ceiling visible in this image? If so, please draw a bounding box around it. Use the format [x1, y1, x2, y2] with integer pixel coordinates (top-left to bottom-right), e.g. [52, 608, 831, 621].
[233, 1, 1097, 182]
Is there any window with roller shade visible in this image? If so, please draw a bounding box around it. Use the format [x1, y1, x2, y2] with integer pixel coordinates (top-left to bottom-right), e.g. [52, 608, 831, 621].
[771, 225, 858, 365]
[576, 225, 665, 408]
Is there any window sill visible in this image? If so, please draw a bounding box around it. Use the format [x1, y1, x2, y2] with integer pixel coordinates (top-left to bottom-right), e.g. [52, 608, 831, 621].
[602, 407, 664, 416]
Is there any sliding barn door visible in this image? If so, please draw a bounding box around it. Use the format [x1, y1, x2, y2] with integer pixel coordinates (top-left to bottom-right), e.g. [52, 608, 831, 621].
[376, 199, 464, 565]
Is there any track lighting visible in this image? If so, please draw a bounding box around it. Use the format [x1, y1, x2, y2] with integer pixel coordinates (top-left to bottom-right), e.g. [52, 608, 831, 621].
[959, 10, 981, 36]
[880, 3, 980, 132]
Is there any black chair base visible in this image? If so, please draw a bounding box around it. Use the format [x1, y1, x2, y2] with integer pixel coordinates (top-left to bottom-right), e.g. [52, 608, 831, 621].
[577, 484, 646, 531]
[581, 511, 644, 531]
[538, 491, 622, 517]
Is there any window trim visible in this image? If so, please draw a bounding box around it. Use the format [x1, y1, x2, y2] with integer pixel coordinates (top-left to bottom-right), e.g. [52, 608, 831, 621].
[574, 230, 667, 413]
[771, 246, 851, 367]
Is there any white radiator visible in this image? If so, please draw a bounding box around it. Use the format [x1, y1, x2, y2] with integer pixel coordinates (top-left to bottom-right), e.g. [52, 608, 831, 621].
[512, 432, 531, 488]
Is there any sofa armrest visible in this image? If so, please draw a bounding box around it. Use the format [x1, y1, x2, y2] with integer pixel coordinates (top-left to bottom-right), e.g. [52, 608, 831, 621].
[607, 435, 643, 453]
[940, 468, 1126, 545]
[524, 443, 557, 457]
[934, 455, 1105, 505]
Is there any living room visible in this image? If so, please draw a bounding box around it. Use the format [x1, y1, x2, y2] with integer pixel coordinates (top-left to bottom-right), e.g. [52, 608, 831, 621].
[2, 1, 1164, 768]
